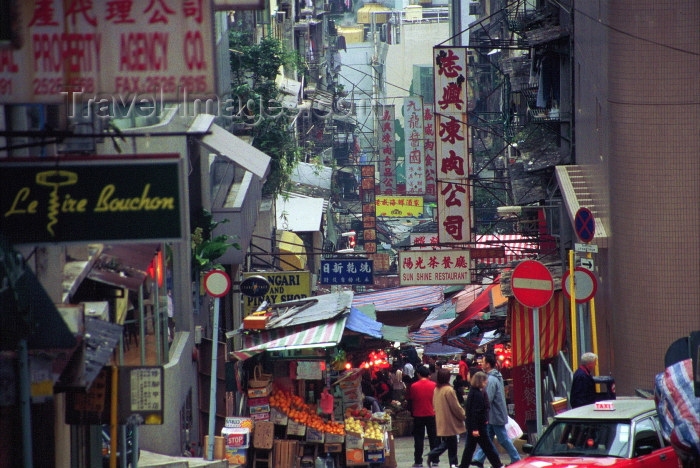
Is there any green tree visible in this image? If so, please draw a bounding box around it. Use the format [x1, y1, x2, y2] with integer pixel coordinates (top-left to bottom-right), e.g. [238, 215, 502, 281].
[229, 31, 303, 196]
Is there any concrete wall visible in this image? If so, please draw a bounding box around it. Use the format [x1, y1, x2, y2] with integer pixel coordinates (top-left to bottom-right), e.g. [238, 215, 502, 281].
[139, 331, 199, 456]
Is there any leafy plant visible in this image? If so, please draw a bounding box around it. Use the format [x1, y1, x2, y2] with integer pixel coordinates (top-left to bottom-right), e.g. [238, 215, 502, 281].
[191, 209, 240, 276]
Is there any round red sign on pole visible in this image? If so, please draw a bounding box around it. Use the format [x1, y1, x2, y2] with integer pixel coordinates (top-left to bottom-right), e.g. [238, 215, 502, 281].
[562, 267, 597, 303]
[203, 270, 231, 298]
[511, 260, 554, 308]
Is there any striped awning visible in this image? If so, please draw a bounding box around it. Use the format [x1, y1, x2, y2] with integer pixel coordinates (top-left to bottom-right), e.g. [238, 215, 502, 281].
[447, 329, 501, 350]
[445, 280, 501, 336]
[409, 319, 454, 344]
[231, 317, 347, 360]
[352, 285, 444, 311]
[510, 291, 566, 366]
[473, 234, 540, 264]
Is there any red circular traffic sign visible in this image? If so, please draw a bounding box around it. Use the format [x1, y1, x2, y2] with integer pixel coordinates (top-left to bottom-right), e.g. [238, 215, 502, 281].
[511, 260, 554, 308]
[562, 267, 597, 303]
[203, 270, 231, 297]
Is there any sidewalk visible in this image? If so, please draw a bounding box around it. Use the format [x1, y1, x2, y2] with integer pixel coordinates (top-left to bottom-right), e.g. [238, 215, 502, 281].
[393, 434, 526, 467]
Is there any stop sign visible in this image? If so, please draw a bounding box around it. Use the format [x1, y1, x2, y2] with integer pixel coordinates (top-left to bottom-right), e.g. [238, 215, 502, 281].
[511, 260, 554, 308]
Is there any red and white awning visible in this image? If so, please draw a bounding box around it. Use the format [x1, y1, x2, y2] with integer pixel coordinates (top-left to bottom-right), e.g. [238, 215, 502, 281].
[473, 234, 540, 264]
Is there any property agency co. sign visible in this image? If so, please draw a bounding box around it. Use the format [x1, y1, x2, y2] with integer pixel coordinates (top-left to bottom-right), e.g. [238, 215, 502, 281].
[0, 155, 184, 245]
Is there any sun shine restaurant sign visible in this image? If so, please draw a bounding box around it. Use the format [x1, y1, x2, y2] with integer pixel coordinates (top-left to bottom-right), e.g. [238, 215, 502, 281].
[0, 0, 215, 103]
[399, 250, 471, 286]
[0, 155, 184, 245]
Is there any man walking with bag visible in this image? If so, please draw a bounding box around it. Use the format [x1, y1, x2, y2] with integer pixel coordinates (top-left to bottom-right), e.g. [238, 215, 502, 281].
[470, 354, 521, 467]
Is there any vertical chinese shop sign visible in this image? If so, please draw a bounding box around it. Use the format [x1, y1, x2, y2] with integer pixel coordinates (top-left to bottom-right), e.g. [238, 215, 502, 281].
[378, 105, 396, 195]
[404, 96, 425, 195]
[423, 104, 437, 202]
[433, 47, 471, 244]
[360, 165, 377, 253]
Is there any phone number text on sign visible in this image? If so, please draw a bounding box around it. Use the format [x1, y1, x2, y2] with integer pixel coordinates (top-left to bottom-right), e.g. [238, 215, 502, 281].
[130, 368, 162, 412]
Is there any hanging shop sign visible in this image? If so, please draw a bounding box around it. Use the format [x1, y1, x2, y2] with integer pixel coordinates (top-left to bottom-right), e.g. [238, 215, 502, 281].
[360, 164, 377, 253]
[0, 155, 184, 245]
[239, 275, 271, 297]
[404, 96, 425, 195]
[375, 195, 423, 217]
[423, 104, 437, 201]
[242, 271, 311, 316]
[1, 1, 215, 103]
[399, 250, 471, 285]
[320, 259, 374, 285]
[378, 105, 396, 195]
[433, 46, 472, 245]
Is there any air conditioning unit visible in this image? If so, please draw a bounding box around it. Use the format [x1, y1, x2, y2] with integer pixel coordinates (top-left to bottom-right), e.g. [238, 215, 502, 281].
[469, 2, 482, 16]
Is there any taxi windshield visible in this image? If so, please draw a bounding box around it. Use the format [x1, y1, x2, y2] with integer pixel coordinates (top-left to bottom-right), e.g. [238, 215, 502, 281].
[532, 420, 631, 458]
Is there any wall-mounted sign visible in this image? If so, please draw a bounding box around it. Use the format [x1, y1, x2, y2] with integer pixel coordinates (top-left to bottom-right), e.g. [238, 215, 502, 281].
[1, 1, 215, 103]
[239, 275, 271, 297]
[399, 250, 471, 285]
[404, 96, 425, 195]
[242, 271, 311, 316]
[375, 196, 424, 217]
[320, 259, 374, 285]
[378, 105, 396, 195]
[0, 155, 183, 245]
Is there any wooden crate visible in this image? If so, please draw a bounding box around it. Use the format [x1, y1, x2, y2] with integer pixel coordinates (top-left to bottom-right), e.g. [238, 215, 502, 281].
[253, 421, 274, 449]
[273, 439, 299, 468]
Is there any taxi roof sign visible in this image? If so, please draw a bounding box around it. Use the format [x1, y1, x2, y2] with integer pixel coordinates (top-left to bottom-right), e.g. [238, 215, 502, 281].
[594, 401, 615, 411]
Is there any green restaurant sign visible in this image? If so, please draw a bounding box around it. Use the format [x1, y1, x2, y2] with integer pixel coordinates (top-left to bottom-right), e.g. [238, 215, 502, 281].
[0, 155, 184, 245]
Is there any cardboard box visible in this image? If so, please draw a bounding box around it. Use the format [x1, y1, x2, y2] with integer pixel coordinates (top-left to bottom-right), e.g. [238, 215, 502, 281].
[345, 448, 364, 466]
[364, 449, 385, 463]
[250, 403, 271, 414]
[286, 419, 306, 436]
[253, 421, 275, 449]
[324, 433, 344, 443]
[384, 433, 397, 467]
[345, 432, 364, 449]
[225, 417, 253, 429]
[251, 412, 270, 421]
[323, 443, 343, 453]
[305, 427, 324, 443]
[225, 447, 248, 466]
[363, 437, 384, 451]
[270, 407, 288, 425]
[221, 427, 250, 449]
[247, 384, 272, 398]
[248, 396, 270, 407]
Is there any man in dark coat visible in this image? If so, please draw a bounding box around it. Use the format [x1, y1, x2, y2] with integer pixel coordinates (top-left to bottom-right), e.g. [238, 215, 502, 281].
[570, 352, 598, 408]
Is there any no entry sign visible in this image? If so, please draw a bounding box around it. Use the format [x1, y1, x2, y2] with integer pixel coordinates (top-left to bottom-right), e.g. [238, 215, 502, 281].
[511, 260, 554, 308]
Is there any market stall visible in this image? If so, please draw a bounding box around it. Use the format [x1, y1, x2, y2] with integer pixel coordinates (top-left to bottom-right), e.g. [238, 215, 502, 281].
[223, 292, 399, 468]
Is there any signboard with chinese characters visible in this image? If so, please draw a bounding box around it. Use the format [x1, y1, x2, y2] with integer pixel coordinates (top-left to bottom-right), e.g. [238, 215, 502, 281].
[375, 196, 423, 217]
[360, 165, 377, 253]
[433, 46, 471, 245]
[242, 271, 312, 316]
[399, 250, 471, 285]
[320, 259, 374, 285]
[1, 1, 215, 103]
[120, 366, 163, 424]
[404, 96, 425, 195]
[410, 233, 440, 250]
[423, 104, 437, 201]
[378, 105, 396, 195]
[0, 155, 184, 245]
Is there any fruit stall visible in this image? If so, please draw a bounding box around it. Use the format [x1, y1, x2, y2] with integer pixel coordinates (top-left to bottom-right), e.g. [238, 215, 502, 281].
[225, 292, 397, 467]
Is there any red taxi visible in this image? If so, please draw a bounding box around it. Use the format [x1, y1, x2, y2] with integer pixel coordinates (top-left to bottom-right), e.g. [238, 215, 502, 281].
[510, 399, 677, 467]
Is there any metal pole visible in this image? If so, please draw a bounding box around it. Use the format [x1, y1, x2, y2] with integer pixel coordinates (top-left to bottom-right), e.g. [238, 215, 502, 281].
[533, 307, 543, 436]
[153, 278, 161, 366]
[120, 425, 127, 468]
[139, 285, 146, 365]
[19, 338, 34, 468]
[109, 366, 119, 468]
[588, 252, 600, 377]
[569, 249, 578, 369]
[207, 297, 221, 460]
[132, 424, 139, 468]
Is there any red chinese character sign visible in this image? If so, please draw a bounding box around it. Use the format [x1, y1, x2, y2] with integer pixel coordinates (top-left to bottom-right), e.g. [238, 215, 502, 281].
[378, 105, 396, 195]
[399, 250, 471, 285]
[404, 96, 425, 195]
[433, 46, 471, 245]
[423, 104, 437, 201]
[2, 1, 215, 103]
[360, 165, 377, 253]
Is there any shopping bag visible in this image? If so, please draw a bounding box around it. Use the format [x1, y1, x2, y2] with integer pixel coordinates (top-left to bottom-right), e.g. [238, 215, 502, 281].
[320, 387, 334, 414]
[506, 416, 523, 440]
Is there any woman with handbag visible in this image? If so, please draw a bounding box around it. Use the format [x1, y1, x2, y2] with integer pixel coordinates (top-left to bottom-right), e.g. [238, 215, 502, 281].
[427, 368, 466, 468]
[459, 372, 502, 468]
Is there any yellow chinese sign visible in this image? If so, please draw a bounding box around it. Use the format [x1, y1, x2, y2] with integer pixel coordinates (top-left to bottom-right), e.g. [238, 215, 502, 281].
[375, 196, 424, 217]
[242, 271, 311, 316]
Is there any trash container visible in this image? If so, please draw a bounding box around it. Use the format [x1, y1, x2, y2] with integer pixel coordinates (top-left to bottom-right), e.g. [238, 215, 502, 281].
[593, 375, 616, 400]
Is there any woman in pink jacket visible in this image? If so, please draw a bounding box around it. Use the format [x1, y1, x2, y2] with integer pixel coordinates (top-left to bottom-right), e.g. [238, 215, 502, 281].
[427, 368, 466, 468]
